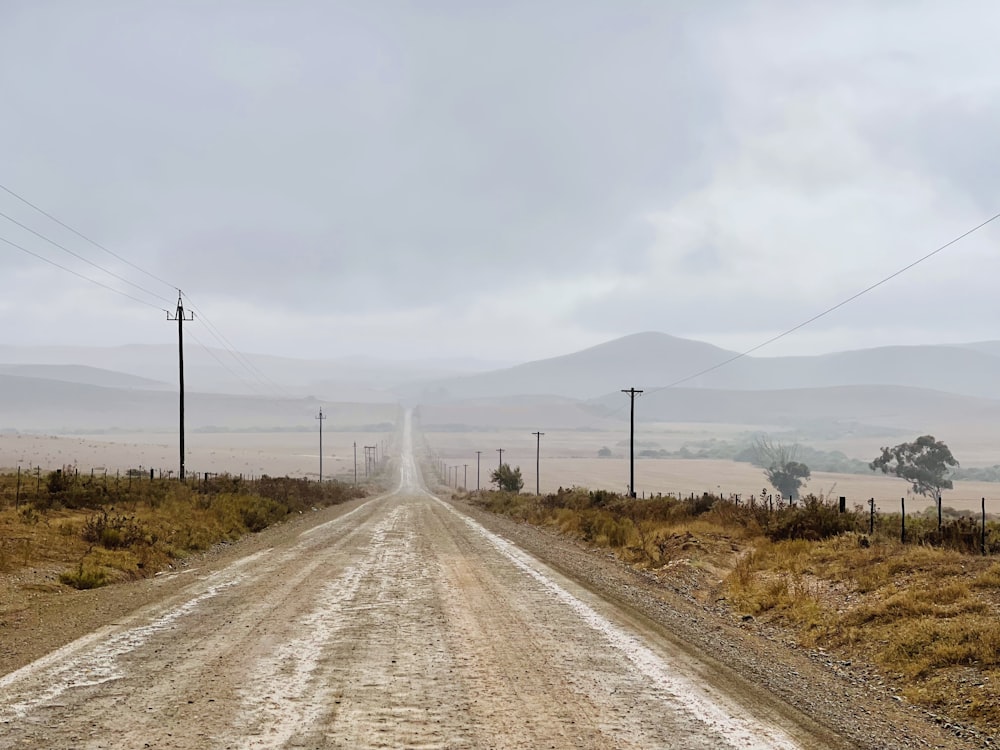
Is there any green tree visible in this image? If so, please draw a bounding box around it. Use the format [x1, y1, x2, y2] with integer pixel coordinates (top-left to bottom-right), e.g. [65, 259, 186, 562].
[870, 435, 958, 498]
[490, 463, 524, 493]
[766, 461, 811, 500]
[752, 436, 811, 500]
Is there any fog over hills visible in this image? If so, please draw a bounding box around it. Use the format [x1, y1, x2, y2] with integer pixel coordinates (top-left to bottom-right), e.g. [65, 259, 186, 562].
[0, 374, 395, 433]
[403, 332, 1000, 402]
[0, 364, 170, 391]
[0, 344, 498, 400]
[586, 385, 1000, 432]
[3, 332, 1000, 434]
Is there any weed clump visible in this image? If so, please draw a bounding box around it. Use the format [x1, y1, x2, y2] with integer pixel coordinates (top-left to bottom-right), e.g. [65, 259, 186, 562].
[82, 509, 148, 549]
[59, 563, 108, 590]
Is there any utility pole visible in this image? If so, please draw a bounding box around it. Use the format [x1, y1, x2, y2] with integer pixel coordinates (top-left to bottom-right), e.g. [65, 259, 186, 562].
[532, 431, 544, 495]
[463, 464, 468, 490]
[497, 448, 504, 470]
[621, 388, 643, 498]
[475, 451, 481, 491]
[316, 408, 326, 482]
[167, 291, 194, 480]
[353, 441, 357, 485]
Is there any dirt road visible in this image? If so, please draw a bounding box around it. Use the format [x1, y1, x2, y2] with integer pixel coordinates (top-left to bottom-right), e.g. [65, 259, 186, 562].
[0, 417, 860, 749]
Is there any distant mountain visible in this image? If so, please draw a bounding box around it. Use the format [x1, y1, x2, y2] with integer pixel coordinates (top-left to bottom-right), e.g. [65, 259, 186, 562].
[741, 345, 1000, 399]
[0, 344, 490, 400]
[400, 332, 1000, 402]
[956, 340, 1000, 358]
[399, 332, 744, 402]
[0, 364, 170, 391]
[587, 384, 1000, 432]
[0, 374, 397, 433]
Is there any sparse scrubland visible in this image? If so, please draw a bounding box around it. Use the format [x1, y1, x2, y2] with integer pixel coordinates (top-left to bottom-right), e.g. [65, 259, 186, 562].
[0, 470, 365, 590]
[471, 487, 1000, 735]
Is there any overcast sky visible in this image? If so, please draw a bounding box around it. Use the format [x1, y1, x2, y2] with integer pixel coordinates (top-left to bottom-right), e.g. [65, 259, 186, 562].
[2, 1, 999, 368]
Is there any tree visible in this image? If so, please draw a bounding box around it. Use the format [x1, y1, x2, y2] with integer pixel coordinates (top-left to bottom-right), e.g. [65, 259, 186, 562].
[597, 446, 612, 458]
[870, 435, 958, 498]
[490, 463, 524, 493]
[751, 436, 811, 500]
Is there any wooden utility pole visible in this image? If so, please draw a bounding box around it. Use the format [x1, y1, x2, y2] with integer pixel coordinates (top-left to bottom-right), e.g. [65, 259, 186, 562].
[475, 451, 481, 491]
[168, 291, 194, 480]
[621, 388, 643, 498]
[316, 408, 327, 482]
[532, 432, 544, 495]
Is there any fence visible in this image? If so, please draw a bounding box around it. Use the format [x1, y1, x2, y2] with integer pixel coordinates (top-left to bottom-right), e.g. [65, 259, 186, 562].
[631, 488, 995, 556]
[0, 460, 383, 512]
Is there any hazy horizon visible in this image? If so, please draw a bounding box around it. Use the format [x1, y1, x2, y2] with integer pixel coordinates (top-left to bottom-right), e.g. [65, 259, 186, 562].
[2, 3, 999, 369]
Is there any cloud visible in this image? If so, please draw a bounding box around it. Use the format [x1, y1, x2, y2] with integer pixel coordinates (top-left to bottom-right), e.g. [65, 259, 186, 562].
[1, 2, 999, 362]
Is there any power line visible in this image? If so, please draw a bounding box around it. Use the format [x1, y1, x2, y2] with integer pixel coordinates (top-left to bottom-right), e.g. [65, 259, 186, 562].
[182, 293, 292, 397]
[0, 208, 174, 305]
[598, 210, 1000, 415]
[649, 210, 1000, 394]
[0, 182, 177, 293]
[185, 327, 265, 395]
[0, 183, 291, 397]
[0, 232, 169, 312]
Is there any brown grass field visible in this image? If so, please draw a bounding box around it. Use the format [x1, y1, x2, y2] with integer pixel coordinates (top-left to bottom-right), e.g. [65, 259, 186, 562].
[0, 430, 394, 484]
[422, 425, 1000, 515]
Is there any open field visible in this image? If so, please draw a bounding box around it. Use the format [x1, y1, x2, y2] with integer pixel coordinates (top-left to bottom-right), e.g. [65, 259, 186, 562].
[0, 430, 394, 484]
[422, 426, 1000, 515]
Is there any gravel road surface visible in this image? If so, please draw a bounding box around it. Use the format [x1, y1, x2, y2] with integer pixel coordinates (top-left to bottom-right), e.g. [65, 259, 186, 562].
[0, 416, 971, 749]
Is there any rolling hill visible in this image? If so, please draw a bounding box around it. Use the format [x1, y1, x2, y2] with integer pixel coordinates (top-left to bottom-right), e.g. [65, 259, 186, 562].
[400, 332, 1000, 402]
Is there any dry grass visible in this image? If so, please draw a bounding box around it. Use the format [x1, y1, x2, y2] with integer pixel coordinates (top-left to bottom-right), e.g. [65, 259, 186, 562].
[726, 536, 1000, 729]
[473, 487, 1000, 734]
[0, 471, 366, 592]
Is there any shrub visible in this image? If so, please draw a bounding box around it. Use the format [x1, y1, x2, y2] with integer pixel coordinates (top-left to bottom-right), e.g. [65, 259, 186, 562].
[763, 495, 860, 541]
[59, 563, 108, 590]
[81, 509, 147, 549]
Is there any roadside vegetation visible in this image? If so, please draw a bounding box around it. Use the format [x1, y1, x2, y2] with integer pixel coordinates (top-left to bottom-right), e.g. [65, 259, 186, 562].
[0, 469, 365, 590]
[469, 486, 1000, 733]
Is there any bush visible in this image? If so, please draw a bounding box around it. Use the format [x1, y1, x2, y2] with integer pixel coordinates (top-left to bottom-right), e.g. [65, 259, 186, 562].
[763, 495, 860, 542]
[81, 509, 148, 549]
[59, 563, 108, 589]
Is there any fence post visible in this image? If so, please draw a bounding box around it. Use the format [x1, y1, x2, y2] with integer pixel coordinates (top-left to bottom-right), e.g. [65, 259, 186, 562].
[839, 496, 846, 513]
[869, 498, 875, 534]
[15, 465, 21, 509]
[901, 497, 906, 544]
[938, 495, 942, 534]
[983, 498, 987, 557]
